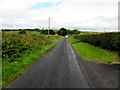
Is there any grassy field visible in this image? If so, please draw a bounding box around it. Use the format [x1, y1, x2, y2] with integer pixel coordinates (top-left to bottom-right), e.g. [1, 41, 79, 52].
[68, 36, 119, 63]
[2, 31, 62, 88]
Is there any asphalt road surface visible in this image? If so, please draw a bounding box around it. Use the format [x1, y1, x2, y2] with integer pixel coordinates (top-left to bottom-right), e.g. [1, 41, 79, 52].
[7, 38, 119, 88]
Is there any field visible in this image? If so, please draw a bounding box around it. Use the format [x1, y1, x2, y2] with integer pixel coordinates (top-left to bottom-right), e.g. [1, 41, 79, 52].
[2, 31, 62, 88]
[68, 36, 119, 63]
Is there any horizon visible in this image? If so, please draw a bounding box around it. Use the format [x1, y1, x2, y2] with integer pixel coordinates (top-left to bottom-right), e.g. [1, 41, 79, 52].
[1, 28, 118, 33]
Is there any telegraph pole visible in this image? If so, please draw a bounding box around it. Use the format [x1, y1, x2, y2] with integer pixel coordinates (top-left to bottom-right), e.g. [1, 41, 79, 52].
[48, 18, 51, 37]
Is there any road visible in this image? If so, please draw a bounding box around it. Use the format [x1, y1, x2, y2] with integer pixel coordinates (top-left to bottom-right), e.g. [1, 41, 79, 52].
[7, 38, 119, 88]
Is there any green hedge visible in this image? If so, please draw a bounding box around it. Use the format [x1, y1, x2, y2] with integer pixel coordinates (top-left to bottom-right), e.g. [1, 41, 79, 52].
[74, 32, 120, 51]
[2, 32, 60, 63]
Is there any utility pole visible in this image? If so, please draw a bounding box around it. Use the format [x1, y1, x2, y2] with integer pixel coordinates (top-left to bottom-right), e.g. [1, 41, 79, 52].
[48, 18, 51, 37]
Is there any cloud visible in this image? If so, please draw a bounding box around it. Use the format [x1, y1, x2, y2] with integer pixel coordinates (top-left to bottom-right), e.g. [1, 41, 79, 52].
[0, 0, 119, 32]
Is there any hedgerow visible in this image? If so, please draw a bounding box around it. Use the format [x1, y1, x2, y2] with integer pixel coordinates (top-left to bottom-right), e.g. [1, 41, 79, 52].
[2, 31, 60, 63]
[74, 32, 120, 51]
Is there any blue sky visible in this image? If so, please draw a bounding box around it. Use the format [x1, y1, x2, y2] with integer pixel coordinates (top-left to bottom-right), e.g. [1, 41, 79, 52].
[30, 2, 61, 10]
[0, 0, 119, 32]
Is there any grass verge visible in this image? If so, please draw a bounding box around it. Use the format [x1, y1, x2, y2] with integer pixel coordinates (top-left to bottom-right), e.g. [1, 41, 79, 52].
[2, 34, 62, 88]
[68, 36, 119, 63]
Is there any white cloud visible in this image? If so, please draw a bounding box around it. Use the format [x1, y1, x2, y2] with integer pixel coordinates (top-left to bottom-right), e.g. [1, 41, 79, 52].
[0, 0, 119, 32]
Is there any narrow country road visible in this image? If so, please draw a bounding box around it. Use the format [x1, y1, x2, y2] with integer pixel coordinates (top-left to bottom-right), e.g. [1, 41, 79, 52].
[7, 38, 119, 88]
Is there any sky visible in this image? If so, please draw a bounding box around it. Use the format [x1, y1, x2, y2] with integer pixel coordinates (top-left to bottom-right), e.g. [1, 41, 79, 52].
[0, 0, 119, 32]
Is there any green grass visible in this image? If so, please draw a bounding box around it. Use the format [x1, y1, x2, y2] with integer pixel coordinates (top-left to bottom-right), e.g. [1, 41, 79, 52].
[2, 31, 62, 88]
[68, 37, 119, 63]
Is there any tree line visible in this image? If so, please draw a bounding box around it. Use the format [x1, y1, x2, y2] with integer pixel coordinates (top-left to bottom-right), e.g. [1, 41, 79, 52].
[2, 28, 81, 36]
[41, 28, 81, 36]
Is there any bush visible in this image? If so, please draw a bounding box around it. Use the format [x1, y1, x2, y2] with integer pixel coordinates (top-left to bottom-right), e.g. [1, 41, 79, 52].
[74, 32, 120, 51]
[2, 32, 59, 63]
[19, 30, 27, 34]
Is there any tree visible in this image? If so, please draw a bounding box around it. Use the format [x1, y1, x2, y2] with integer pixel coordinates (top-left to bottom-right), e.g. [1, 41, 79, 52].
[49, 29, 55, 35]
[34, 28, 40, 31]
[57, 28, 67, 36]
[73, 29, 80, 34]
[67, 29, 81, 35]
[40, 29, 55, 35]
